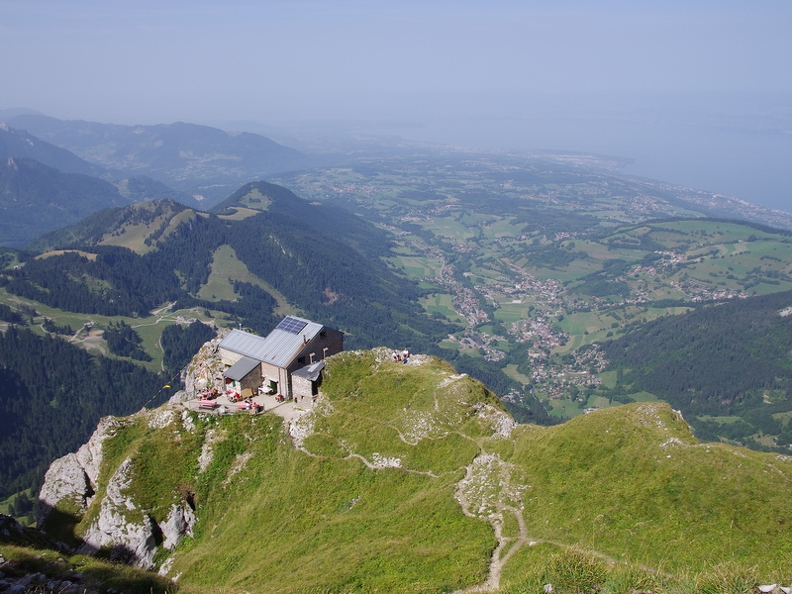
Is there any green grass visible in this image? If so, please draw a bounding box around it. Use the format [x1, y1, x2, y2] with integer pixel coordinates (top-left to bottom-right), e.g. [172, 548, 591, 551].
[547, 398, 583, 419]
[503, 363, 532, 385]
[0, 488, 35, 525]
[494, 300, 529, 324]
[0, 288, 225, 372]
[53, 351, 506, 592]
[0, 546, 176, 594]
[504, 404, 792, 573]
[198, 245, 295, 315]
[630, 391, 660, 402]
[34, 350, 792, 592]
[420, 293, 466, 323]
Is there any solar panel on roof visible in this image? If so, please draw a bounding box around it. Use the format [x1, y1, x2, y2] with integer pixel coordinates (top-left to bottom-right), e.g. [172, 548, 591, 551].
[276, 316, 308, 334]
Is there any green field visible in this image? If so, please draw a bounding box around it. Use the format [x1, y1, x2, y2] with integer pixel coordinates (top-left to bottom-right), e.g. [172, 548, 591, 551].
[198, 244, 295, 316]
[420, 293, 465, 323]
[0, 288, 225, 372]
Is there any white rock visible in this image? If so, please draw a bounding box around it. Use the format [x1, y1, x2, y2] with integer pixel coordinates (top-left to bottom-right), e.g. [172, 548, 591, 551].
[79, 458, 158, 569]
[160, 503, 196, 550]
[37, 454, 91, 525]
[76, 416, 121, 487]
[38, 417, 121, 525]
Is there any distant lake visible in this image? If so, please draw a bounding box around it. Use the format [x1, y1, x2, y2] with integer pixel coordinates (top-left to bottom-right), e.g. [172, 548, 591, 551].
[357, 95, 792, 215]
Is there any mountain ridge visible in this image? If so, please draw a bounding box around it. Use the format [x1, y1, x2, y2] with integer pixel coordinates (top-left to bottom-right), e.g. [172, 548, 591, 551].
[28, 343, 792, 592]
[8, 115, 316, 204]
[0, 157, 136, 248]
[0, 122, 106, 178]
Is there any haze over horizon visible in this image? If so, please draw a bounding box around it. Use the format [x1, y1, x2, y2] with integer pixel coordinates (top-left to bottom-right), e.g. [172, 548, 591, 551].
[3, 0, 791, 211]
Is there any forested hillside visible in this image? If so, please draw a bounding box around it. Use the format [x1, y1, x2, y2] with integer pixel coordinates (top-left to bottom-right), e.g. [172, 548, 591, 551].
[25, 198, 192, 253]
[0, 327, 163, 499]
[8, 115, 314, 204]
[0, 321, 214, 501]
[5, 183, 453, 350]
[0, 123, 105, 177]
[0, 158, 134, 247]
[603, 289, 792, 444]
[0, 180, 466, 499]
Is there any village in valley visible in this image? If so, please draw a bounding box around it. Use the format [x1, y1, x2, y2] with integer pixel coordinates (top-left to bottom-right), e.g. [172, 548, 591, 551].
[274, 155, 792, 419]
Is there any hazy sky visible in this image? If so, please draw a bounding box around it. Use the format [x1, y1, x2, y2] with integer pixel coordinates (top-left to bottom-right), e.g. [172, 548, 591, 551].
[2, 0, 791, 208]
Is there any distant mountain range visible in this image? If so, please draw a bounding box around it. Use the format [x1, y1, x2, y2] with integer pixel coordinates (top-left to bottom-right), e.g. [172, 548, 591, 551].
[0, 122, 105, 177]
[0, 114, 339, 246]
[0, 156, 134, 248]
[7, 114, 322, 203]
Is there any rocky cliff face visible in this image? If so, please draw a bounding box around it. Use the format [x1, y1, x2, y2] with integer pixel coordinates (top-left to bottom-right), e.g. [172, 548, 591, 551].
[35, 330, 229, 571]
[38, 416, 119, 526]
[169, 328, 229, 403]
[37, 409, 197, 570]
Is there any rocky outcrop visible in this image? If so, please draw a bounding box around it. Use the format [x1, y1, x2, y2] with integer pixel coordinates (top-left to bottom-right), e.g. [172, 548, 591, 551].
[37, 410, 197, 570]
[36, 454, 92, 523]
[161, 503, 196, 550]
[77, 458, 161, 568]
[169, 329, 229, 403]
[37, 416, 120, 526]
[36, 330, 235, 570]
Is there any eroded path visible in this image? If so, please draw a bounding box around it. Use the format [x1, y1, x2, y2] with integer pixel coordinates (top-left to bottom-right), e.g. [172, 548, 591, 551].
[282, 382, 530, 592]
[453, 448, 529, 593]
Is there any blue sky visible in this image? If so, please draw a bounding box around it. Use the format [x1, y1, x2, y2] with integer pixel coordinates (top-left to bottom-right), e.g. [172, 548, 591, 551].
[2, 1, 791, 208]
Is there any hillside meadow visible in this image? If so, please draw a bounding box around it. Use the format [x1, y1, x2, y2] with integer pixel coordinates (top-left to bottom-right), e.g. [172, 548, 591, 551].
[26, 350, 792, 593]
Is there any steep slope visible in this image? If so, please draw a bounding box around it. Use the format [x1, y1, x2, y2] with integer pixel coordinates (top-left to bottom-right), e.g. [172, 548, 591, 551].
[8, 184, 451, 350]
[601, 288, 792, 443]
[0, 157, 135, 247]
[0, 327, 164, 500]
[212, 182, 448, 346]
[9, 115, 310, 205]
[36, 347, 792, 592]
[25, 198, 195, 254]
[0, 122, 106, 178]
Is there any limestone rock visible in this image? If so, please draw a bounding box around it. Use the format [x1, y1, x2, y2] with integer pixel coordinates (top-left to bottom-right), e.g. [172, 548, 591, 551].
[161, 503, 196, 550]
[78, 458, 159, 569]
[37, 416, 120, 526]
[36, 454, 91, 525]
[76, 416, 121, 486]
[170, 329, 229, 404]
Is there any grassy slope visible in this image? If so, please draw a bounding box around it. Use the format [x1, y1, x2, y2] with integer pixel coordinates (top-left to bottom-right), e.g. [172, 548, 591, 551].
[39, 351, 792, 592]
[62, 352, 500, 593]
[495, 403, 792, 589]
[197, 244, 295, 316]
[171, 353, 500, 592]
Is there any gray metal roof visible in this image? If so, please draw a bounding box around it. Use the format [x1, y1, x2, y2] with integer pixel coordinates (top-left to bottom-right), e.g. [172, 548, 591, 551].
[292, 361, 325, 381]
[223, 356, 260, 380]
[218, 317, 324, 368]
